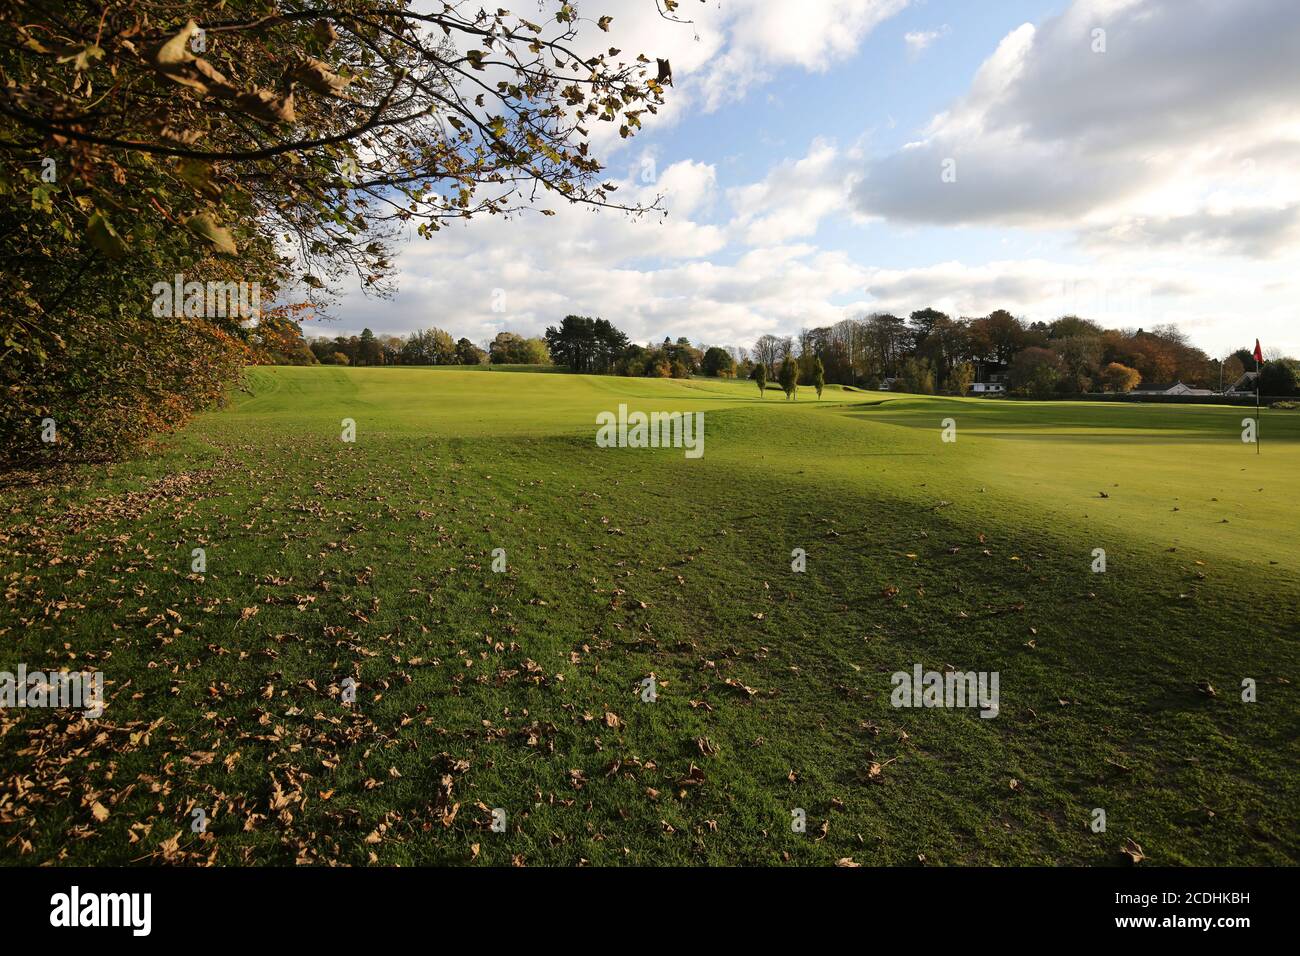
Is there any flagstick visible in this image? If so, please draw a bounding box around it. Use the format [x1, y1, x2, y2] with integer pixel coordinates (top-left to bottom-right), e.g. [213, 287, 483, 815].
[1257, 373, 1261, 455]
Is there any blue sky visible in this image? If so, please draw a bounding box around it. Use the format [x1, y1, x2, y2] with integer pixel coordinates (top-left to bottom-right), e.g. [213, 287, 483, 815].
[329, 0, 1300, 360]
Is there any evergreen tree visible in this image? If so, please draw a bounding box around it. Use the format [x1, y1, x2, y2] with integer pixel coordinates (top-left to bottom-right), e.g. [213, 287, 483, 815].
[779, 355, 799, 400]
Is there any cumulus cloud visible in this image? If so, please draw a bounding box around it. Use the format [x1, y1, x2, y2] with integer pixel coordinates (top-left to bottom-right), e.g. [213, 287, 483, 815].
[1079, 205, 1300, 259]
[853, 0, 1300, 254]
[322, 146, 868, 348]
[726, 139, 858, 244]
[903, 26, 948, 55]
[581, 0, 909, 120]
[859, 258, 1197, 322]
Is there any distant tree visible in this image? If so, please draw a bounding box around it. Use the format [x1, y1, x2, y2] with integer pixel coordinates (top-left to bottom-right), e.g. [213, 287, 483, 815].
[358, 328, 384, 366]
[812, 356, 826, 398]
[1259, 360, 1299, 396]
[545, 315, 597, 372]
[1229, 347, 1259, 372]
[489, 332, 523, 364]
[753, 334, 782, 376]
[864, 312, 909, 377]
[948, 361, 975, 396]
[1048, 315, 1104, 339]
[897, 357, 935, 395]
[427, 328, 457, 364]
[1221, 354, 1245, 387]
[1099, 362, 1141, 393]
[309, 338, 336, 364]
[778, 355, 799, 400]
[967, 309, 1026, 365]
[702, 346, 736, 377]
[671, 359, 689, 379]
[593, 319, 630, 373]
[489, 332, 549, 365]
[754, 362, 767, 398]
[615, 343, 650, 376]
[658, 338, 702, 375]
[1009, 347, 1064, 398]
[521, 337, 551, 365]
[456, 338, 487, 366]
[332, 352, 350, 366]
[379, 334, 404, 365]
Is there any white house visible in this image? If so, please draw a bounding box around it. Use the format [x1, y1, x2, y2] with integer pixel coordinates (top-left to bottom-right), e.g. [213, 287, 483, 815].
[1130, 381, 1215, 397]
[970, 361, 1008, 396]
[1226, 371, 1259, 396]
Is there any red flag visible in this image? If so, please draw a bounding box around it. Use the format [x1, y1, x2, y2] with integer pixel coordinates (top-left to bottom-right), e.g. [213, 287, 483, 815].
[1253, 339, 1264, 364]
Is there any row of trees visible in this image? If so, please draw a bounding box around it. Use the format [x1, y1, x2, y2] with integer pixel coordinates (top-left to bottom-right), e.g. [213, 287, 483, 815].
[253, 308, 1299, 401]
[736, 312, 1202, 394]
[750, 354, 825, 400]
[736, 312, 1299, 398]
[303, 328, 488, 367]
[249, 321, 548, 368]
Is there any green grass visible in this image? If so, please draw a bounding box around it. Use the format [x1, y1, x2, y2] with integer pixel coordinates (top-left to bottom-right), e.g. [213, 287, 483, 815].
[2, 366, 1297, 866]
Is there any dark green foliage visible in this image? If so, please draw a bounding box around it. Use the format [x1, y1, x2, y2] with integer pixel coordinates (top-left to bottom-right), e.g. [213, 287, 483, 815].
[778, 355, 798, 399]
[1260, 360, 1298, 396]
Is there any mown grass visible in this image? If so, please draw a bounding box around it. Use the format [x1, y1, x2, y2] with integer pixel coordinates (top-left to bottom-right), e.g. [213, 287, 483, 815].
[1, 367, 1296, 866]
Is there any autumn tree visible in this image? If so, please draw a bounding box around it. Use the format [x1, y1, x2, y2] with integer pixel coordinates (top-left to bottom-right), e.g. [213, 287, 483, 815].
[0, 0, 680, 465]
[896, 357, 934, 395]
[1009, 348, 1064, 398]
[948, 361, 974, 396]
[251, 303, 318, 365]
[489, 332, 549, 365]
[1099, 362, 1141, 393]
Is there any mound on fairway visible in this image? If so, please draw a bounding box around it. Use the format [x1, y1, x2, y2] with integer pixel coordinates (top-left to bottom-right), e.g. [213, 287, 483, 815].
[1, 366, 1296, 865]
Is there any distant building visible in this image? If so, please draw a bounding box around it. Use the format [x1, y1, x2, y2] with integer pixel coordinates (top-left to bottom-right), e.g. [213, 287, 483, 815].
[1226, 371, 1259, 396]
[1131, 381, 1216, 397]
[970, 361, 1008, 395]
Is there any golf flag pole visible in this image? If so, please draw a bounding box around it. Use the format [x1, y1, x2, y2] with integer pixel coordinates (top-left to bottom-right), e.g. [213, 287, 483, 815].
[1254, 338, 1263, 455]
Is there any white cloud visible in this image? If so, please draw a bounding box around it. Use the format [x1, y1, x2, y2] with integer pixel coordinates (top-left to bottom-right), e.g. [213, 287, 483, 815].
[904, 25, 948, 55]
[584, 0, 909, 120]
[853, 0, 1300, 257]
[726, 138, 857, 244]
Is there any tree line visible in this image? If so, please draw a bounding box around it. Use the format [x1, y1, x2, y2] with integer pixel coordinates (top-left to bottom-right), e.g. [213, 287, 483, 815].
[556, 309, 1297, 399]
[254, 307, 1299, 400]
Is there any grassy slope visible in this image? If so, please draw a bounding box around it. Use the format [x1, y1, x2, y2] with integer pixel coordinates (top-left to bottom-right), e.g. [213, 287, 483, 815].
[1, 366, 1296, 866]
